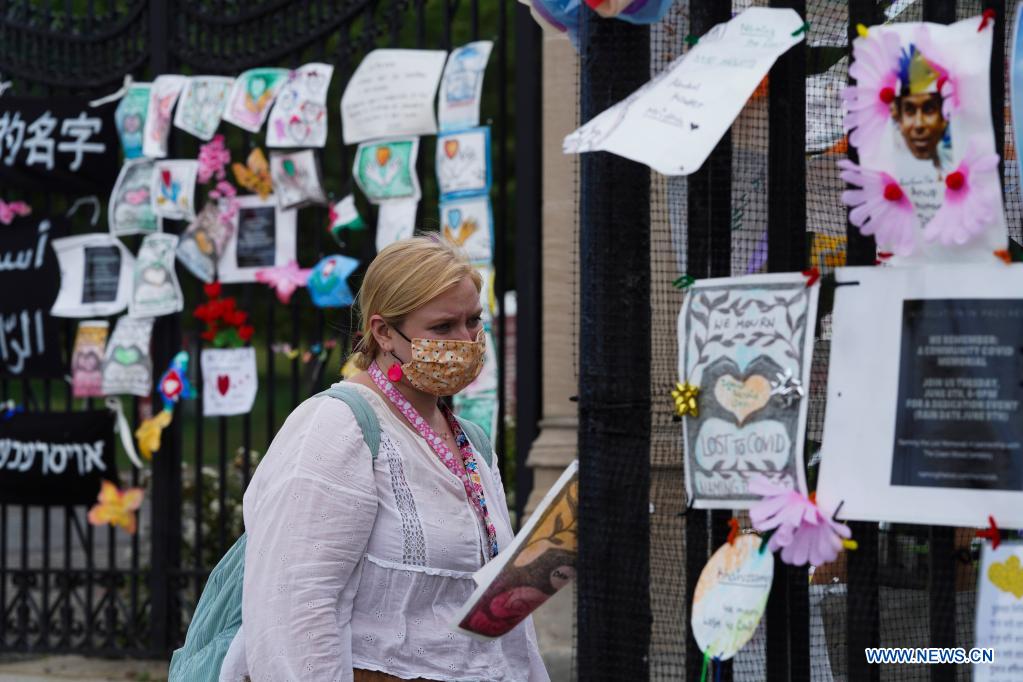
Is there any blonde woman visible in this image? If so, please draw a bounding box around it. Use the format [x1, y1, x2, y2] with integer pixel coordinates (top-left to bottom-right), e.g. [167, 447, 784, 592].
[220, 237, 549, 681]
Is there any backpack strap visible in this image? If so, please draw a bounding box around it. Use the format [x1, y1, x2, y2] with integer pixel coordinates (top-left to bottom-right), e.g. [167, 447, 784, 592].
[456, 416, 494, 469]
[317, 383, 381, 460]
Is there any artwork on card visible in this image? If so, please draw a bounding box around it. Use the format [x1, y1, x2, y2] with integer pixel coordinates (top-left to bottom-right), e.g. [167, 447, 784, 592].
[340, 49, 447, 144]
[975, 543, 1023, 680]
[269, 150, 327, 210]
[101, 316, 154, 397]
[129, 234, 183, 318]
[563, 7, 805, 176]
[0, 216, 65, 377]
[691, 535, 773, 661]
[201, 347, 258, 417]
[173, 76, 234, 141]
[71, 320, 108, 398]
[217, 195, 297, 283]
[151, 159, 198, 220]
[267, 63, 333, 148]
[436, 127, 491, 198]
[0, 410, 116, 506]
[109, 159, 160, 236]
[438, 41, 493, 131]
[817, 264, 1023, 528]
[840, 15, 1007, 263]
[222, 68, 288, 133]
[454, 461, 577, 639]
[141, 75, 186, 158]
[353, 137, 421, 203]
[678, 273, 819, 509]
[375, 199, 418, 253]
[177, 202, 234, 283]
[115, 83, 150, 159]
[307, 254, 359, 309]
[440, 196, 493, 263]
[51, 233, 133, 318]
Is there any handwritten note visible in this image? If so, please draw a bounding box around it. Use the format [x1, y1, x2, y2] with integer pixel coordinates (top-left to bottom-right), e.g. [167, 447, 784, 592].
[340, 49, 447, 144]
[563, 7, 805, 175]
[976, 544, 1023, 680]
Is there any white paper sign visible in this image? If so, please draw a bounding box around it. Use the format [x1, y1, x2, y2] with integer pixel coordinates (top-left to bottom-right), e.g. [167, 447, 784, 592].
[50, 234, 135, 318]
[976, 543, 1023, 680]
[436, 127, 490, 198]
[142, 75, 187, 159]
[217, 195, 297, 283]
[101, 316, 154, 397]
[267, 63, 333, 148]
[438, 41, 493, 131]
[129, 233, 183, 319]
[376, 200, 418, 253]
[439, 196, 493, 264]
[817, 264, 1023, 528]
[201, 347, 258, 417]
[340, 49, 447, 144]
[563, 7, 805, 176]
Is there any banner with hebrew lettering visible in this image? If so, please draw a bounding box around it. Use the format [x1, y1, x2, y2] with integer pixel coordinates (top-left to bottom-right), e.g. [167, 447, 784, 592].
[0, 410, 117, 505]
[0, 215, 66, 378]
[0, 97, 118, 194]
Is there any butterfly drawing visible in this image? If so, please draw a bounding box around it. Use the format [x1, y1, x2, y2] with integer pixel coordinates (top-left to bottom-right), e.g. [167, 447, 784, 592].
[88, 480, 145, 535]
[232, 148, 273, 199]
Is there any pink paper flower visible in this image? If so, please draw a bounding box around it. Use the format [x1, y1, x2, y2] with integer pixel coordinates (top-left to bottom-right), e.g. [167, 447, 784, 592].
[255, 260, 312, 304]
[749, 477, 851, 567]
[922, 142, 1001, 247]
[0, 200, 31, 225]
[198, 135, 231, 184]
[843, 29, 902, 157]
[838, 159, 918, 255]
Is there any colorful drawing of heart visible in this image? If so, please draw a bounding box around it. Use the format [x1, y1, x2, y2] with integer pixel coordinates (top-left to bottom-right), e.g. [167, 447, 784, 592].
[375, 146, 391, 166]
[444, 139, 459, 159]
[217, 374, 230, 396]
[447, 208, 463, 228]
[714, 374, 771, 425]
[989, 555, 1023, 599]
[113, 346, 141, 366]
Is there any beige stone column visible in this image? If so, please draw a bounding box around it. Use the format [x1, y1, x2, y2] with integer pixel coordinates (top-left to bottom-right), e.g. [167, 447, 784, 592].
[525, 30, 579, 682]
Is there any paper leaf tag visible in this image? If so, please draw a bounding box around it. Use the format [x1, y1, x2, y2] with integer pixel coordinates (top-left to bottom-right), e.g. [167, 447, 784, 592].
[691, 534, 773, 660]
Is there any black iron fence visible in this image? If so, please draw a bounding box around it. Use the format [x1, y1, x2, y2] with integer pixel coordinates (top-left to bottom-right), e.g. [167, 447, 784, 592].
[0, 0, 534, 658]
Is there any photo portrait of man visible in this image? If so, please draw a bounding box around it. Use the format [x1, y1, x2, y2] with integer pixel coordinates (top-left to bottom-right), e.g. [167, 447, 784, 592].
[891, 45, 953, 172]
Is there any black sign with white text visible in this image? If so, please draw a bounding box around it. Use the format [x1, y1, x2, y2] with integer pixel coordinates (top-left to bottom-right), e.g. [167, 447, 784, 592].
[0, 410, 117, 505]
[892, 299, 1023, 491]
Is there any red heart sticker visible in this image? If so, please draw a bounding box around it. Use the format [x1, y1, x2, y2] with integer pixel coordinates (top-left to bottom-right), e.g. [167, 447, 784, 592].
[161, 169, 172, 187]
[217, 374, 230, 396]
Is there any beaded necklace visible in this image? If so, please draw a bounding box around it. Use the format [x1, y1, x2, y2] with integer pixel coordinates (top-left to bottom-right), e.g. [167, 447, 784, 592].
[368, 362, 499, 559]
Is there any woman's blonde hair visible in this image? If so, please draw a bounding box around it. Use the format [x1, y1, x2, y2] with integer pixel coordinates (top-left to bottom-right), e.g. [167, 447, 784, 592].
[349, 236, 482, 370]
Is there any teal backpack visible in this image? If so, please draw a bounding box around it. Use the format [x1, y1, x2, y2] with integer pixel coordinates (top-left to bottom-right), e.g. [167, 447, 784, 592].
[168, 383, 493, 682]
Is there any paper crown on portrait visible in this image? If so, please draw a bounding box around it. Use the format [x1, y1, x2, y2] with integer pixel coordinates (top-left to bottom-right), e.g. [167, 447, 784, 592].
[840, 17, 1007, 262]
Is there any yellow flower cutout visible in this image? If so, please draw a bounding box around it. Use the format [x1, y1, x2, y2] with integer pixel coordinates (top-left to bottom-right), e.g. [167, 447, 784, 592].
[87, 480, 144, 535]
[135, 409, 173, 461]
[672, 381, 700, 418]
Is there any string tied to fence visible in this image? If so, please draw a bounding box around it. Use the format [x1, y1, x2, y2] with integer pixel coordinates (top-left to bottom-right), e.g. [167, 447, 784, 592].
[791, 21, 810, 37]
[977, 515, 1001, 550]
[978, 8, 995, 32]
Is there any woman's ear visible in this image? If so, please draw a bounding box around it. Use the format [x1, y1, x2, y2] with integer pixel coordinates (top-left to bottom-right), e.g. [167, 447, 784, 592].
[369, 314, 392, 353]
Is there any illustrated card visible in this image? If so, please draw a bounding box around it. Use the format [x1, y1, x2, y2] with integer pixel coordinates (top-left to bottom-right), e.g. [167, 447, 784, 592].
[375, 200, 418, 253]
[50, 233, 134, 318]
[266, 63, 333, 148]
[151, 159, 198, 220]
[436, 126, 491, 199]
[269, 149, 327, 210]
[222, 68, 289, 133]
[71, 320, 108, 398]
[201, 347, 258, 417]
[177, 202, 234, 284]
[142, 75, 186, 159]
[101, 315, 154, 397]
[353, 137, 421, 203]
[438, 41, 493, 131]
[114, 83, 150, 160]
[109, 158, 160, 236]
[440, 195, 493, 264]
[679, 273, 819, 509]
[173, 76, 234, 141]
[129, 233, 183, 318]
[217, 194, 297, 283]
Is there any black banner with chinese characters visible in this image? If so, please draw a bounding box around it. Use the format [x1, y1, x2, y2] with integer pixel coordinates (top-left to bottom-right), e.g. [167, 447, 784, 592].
[0, 215, 67, 378]
[0, 410, 117, 505]
[0, 97, 118, 194]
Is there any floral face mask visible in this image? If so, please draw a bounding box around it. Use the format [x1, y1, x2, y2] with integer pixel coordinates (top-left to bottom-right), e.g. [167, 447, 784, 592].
[389, 327, 486, 396]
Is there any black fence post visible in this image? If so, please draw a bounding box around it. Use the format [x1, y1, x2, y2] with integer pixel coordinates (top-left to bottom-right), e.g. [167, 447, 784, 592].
[576, 9, 652, 682]
[513, 3, 542, 528]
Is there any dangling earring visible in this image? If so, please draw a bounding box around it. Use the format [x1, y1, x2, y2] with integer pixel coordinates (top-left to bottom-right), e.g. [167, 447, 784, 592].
[387, 353, 404, 382]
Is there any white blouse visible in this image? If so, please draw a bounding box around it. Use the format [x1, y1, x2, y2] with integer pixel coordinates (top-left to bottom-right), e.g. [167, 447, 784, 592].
[219, 381, 549, 682]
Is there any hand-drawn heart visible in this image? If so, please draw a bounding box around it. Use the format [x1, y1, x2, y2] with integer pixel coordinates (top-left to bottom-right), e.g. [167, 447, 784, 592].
[444, 139, 459, 159]
[447, 209, 463, 229]
[161, 169, 172, 187]
[989, 555, 1023, 599]
[162, 376, 180, 397]
[217, 374, 230, 396]
[714, 374, 771, 425]
[113, 347, 141, 366]
[375, 146, 391, 166]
